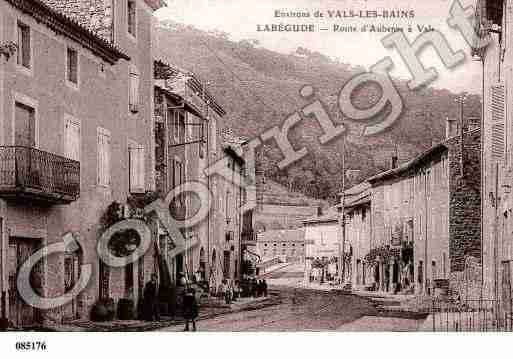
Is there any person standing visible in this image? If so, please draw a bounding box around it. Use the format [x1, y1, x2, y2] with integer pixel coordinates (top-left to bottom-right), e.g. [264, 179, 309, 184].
[143, 274, 160, 321]
[263, 279, 268, 297]
[183, 287, 199, 332]
[251, 278, 258, 298]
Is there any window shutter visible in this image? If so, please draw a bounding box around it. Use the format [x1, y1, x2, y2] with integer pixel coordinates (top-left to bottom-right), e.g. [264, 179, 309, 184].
[129, 66, 140, 113]
[491, 83, 506, 162]
[98, 130, 111, 185]
[65, 118, 80, 161]
[129, 144, 145, 193]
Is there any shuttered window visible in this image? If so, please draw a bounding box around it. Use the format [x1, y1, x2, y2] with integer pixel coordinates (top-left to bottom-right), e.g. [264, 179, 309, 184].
[67, 48, 78, 85]
[129, 65, 140, 113]
[97, 128, 111, 186]
[127, 0, 137, 37]
[64, 116, 80, 161]
[491, 83, 506, 162]
[129, 141, 145, 193]
[17, 21, 30, 69]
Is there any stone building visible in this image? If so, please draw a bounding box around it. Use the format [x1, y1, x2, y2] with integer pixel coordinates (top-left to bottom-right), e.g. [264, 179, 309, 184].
[344, 183, 372, 289]
[153, 60, 250, 292]
[256, 228, 305, 263]
[474, 0, 513, 310]
[342, 120, 480, 297]
[0, 0, 165, 327]
[303, 207, 341, 283]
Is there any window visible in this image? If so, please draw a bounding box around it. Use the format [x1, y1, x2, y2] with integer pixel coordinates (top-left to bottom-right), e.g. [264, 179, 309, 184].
[67, 47, 78, 86]
[17, 21, 31, 69]
[129, 65, 140, 113]
[14, 101, 35, 147]
[129, 141, 145, 193]
[127, 0, 137, 38]
[173, 157, 183, 189]
[97, 128, 111, 186]
[199, 122, 205, 159]
[64, 115, 80, 161]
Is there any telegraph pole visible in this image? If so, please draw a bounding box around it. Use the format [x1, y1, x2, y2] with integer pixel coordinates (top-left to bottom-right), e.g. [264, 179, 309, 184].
[339, 135, 346, 284]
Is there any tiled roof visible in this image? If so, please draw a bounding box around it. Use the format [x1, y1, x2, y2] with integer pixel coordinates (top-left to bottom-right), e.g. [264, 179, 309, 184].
[41, 0, 111, 39]
[8, 0, 129, 63]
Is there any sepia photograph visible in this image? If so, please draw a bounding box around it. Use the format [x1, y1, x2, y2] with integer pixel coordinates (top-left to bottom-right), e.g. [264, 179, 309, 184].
[0, 0, 510, 357]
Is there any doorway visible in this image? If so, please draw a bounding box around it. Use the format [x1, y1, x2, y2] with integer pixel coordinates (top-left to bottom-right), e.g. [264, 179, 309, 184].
[223, 251, 231, 280]
[8, 237, 43, 328]
[63, 245, 83, 320]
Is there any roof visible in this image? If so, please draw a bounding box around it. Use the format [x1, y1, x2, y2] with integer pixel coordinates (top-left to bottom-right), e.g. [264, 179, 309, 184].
[366, 143, 448, 184]
[42, 0, 166, 34]
[154, 59, 226, 117]
[257, 229, 305, 242]
[303, 206, 339, 225]
[10, 0, 129, 64]
[155, 80, 206, 119]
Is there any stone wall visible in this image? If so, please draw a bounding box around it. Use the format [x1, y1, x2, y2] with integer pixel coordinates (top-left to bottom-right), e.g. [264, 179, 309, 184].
[449, 256, 482, 303]
[447, 130, 481, 273]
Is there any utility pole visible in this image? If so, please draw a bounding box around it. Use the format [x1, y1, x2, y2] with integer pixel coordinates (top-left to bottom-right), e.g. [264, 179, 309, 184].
[339, 135, 346, 284]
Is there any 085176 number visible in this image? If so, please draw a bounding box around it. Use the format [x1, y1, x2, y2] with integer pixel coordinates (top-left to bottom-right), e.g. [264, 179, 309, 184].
[15, 341, 47, 351]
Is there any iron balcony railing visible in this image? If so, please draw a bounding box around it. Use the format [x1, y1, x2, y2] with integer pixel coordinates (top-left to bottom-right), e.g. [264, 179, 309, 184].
[0, 146, 80, 204]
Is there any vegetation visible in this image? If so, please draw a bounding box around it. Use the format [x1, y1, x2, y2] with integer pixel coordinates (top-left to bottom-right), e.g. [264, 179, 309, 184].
[156, 21, 482, 204]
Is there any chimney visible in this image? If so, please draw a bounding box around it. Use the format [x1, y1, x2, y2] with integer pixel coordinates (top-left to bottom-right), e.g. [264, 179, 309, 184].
[446, 117, 458, 139]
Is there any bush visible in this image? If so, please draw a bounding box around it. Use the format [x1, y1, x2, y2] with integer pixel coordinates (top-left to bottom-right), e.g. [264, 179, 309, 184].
[91, 298, 116, 322]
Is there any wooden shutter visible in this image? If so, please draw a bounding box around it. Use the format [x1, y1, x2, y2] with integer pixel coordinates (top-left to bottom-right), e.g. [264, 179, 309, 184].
[129, 143, 145, 193]
[17, 23, 30, 68]
[98, 129, 111, 185]
[129, 66, 140, 113]
[491, 83, 506, 162]
[65, 118, 80, 161]
[67, 48, 78, 84]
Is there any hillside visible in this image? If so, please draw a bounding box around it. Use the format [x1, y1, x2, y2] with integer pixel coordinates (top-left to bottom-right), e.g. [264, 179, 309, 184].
[154, 20, 482, 203]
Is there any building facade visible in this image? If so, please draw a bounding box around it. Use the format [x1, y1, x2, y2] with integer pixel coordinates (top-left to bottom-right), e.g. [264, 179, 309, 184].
[303, 207, 340, 283]
[0, 0, 165, 327]
[475, 0, 513, 312]
[256, 228, 305, 263]
[342, 123, 480, 297]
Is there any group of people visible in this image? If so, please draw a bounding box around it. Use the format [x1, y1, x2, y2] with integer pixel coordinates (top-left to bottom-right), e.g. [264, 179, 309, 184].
[217, 278, 269, 304]
[141, 274, 270, 331]
[142, 273, 199, 331]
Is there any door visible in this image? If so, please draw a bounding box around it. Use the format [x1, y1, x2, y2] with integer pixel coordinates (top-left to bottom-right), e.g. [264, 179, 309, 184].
[223, 251, 231, 279]
[63, 248, 82, 320]
[14, 102, 36, 187]
[501, 261, 512, 319]
[15, 102, 35, 147]
[8, 237, 42, 328]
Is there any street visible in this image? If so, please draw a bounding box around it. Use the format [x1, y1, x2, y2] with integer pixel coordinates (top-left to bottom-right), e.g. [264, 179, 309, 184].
[158, 264, 425, 332]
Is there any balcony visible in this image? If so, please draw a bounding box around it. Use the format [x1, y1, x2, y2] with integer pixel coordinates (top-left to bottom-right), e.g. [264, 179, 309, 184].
[0, 146, 80, 204]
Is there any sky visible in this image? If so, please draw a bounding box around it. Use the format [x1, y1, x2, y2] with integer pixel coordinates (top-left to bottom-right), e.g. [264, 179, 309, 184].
[156, 0, 483, 94]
